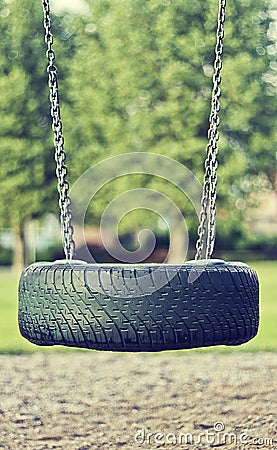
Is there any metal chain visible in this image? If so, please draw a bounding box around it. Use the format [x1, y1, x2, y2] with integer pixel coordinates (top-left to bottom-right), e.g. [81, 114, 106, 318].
[41, 0, 224, 262]
[195, 0, 226, 260]
[42, 0, 75, 260]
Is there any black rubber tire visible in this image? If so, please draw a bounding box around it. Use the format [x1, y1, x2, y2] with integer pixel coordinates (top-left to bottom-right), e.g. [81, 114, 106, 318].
[18, 259, 259, 352]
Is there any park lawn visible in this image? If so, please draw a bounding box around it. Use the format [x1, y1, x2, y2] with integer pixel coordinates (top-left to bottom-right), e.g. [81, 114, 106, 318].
[0, 272, 73, 354]
[0, 261, 276, 353]
[246, 261, 277, 351]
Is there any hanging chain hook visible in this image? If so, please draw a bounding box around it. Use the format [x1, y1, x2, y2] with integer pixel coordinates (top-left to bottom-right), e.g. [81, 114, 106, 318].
[42, 0, 75, 260]
[195, 0, 226, 260]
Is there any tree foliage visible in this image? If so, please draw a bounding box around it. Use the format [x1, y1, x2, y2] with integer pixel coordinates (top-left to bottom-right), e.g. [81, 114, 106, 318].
[0, 0, 72, 266]
[62, 0, 276, 235]
[0, 0, 276, 264]
[0, 0, 54, 231]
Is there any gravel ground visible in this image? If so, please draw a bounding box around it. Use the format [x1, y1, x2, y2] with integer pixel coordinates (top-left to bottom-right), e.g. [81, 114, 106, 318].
[0, 352, 276, 450]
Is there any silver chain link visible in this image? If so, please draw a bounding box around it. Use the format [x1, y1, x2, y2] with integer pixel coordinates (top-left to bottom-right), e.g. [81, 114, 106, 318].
[42, 0, 75, 260]
[195, 0, 226, 260]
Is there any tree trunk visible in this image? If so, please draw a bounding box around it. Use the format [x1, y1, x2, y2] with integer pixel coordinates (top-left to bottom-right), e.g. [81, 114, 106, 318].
[275, 171, 277, 214]
[12, 222, 25, 273]
[167, 218, 188, 264]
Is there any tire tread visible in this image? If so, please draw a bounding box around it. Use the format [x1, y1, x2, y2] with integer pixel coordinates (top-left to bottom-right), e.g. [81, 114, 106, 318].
[18, 261, 259, 352]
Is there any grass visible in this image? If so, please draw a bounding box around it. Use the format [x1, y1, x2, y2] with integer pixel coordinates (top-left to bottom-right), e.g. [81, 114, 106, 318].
[0, 271, 73, 354]
[0, 261, 276, 354]
[245, 261, 277, 351]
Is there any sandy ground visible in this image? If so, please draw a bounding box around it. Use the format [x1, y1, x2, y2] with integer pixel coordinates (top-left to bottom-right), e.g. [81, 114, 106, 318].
[0, 352, 276, 450]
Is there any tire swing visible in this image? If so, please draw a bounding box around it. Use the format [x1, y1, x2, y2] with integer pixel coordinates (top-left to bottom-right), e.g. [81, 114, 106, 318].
[18, 0, 259, 352]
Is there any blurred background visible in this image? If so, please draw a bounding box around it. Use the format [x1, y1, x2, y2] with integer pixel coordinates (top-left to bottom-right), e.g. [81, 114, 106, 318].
[0, 0, 276, 352]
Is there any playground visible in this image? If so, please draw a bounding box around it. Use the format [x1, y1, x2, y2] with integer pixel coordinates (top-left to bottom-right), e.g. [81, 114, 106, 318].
[0, 0, 276, 448]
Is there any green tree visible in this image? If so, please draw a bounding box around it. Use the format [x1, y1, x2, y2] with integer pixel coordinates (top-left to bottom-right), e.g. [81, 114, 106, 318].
[0, 0, 74, 269]
[61, 0, 276, 251]
[0, 0, 276, 267]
